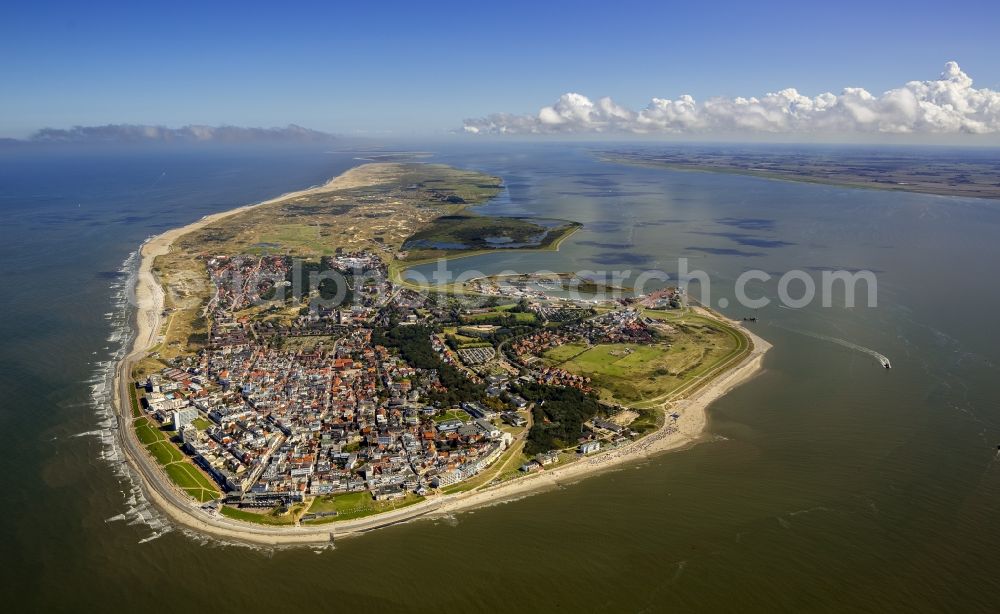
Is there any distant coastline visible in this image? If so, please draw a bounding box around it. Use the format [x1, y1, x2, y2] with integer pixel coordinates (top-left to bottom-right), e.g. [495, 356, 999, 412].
[601, 149, 1000, 200]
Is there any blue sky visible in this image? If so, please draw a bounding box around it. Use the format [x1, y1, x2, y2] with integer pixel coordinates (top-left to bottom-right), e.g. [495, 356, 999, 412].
[3, 0, 1000, 138]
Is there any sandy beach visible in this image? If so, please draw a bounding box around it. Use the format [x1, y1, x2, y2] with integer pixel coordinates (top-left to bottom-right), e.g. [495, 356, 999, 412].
[112, 165, 772, 546]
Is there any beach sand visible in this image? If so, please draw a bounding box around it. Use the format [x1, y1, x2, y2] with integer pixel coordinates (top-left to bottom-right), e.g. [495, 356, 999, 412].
[113, 163, 772, 545]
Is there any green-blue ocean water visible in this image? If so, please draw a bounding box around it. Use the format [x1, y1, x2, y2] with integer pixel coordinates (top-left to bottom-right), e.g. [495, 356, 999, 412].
[2, 142, 999, 612]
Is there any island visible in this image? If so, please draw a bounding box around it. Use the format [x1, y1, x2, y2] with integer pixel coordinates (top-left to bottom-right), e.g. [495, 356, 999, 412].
[602, 147, 1000, 200]
[113, 162, 770, 545]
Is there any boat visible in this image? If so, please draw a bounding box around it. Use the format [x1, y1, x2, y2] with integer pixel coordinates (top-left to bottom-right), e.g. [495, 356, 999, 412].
[881, 358, 892, 369]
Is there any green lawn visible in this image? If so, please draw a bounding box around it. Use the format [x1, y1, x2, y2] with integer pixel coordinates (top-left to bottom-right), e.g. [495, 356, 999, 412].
[308, 494, 339, 514]
[220, 505, 298, 526]
[542, 342, 590, 364]
[327, 490, 373, 511]
[147, 440, 184, 464]
[301, 491, 425, 523]
[134, 418, 167, 446]
[128, 386, 142, 418]
[335, 493, 424, 522]
[165, 461, 211, 489]
[133, 406, 220, 501]
[134, 415, 221, 502]
[433, 409, 471, 423]
[462, 310, 537, 325]
[191, 417, 213, 430]
[185, 487, 219, 503]
[164, 462, 220, 502]
[540, 316, 743, 404]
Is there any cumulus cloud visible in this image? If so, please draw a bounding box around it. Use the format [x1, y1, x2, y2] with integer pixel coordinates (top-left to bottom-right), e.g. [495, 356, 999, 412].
[28, 123, 335, 143]
[463, 63, 1000, 136]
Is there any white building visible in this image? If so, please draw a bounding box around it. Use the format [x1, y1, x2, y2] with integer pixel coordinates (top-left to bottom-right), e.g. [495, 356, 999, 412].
[172, 406, 198, 431]
[475, 419, 502, 439]
[579, 441, 601, 455]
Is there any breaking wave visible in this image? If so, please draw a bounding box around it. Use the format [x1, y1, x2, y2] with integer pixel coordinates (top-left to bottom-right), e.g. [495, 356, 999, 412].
[85, 248, 175, 543]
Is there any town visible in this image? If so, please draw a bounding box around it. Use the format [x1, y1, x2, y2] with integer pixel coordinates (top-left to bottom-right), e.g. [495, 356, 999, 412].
[134, 250, 689, 522]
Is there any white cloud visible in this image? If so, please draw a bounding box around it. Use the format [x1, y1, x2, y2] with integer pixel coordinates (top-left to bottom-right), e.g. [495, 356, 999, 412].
[463, 63, 1000, 136]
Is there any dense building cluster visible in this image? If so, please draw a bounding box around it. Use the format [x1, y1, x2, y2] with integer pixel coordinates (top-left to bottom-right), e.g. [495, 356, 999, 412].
[138, 251, 521, 506]
[135, 251, 680, 511]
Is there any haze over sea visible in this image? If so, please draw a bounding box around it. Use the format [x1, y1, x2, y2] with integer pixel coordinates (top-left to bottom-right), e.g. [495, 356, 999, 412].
[2, 141, 1000, 611]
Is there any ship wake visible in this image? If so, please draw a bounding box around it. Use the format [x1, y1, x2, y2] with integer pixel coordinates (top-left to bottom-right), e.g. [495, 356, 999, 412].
[774, 324, 891, 368]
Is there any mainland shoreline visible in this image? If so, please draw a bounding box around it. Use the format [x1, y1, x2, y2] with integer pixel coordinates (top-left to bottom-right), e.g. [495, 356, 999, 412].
[111, 164, 772, 546]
